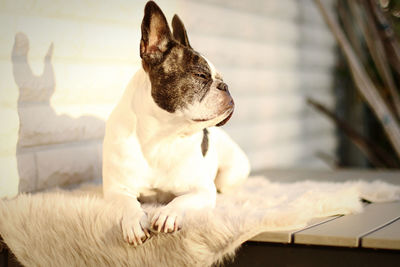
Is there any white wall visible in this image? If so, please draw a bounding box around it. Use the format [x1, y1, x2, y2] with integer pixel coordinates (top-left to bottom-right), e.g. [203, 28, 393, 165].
[0, 0, 337, 197]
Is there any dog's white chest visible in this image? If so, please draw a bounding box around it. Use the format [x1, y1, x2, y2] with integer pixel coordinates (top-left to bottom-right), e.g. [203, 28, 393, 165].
[142, 134, 218, 194]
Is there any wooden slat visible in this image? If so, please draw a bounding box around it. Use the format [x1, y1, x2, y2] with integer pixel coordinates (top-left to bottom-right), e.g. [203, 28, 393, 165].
[254, 169, 400, 185]
[250, 216, 340, 243]
[293, 202, 400, 247]
[250, 230, 291, 243]
[361, 218, 400, 250]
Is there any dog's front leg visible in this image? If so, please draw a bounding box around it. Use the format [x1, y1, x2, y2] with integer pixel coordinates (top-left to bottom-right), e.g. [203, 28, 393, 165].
[106, 193, 151, 246]
[151, 189, 216, 233]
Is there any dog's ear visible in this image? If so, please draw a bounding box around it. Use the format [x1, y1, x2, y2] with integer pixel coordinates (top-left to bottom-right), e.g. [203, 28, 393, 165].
[172, 15, 191, 48]
[140, 1, 172, 65]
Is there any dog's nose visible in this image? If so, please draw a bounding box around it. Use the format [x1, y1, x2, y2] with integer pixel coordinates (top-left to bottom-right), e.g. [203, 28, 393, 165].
[217, 82, 228, 91]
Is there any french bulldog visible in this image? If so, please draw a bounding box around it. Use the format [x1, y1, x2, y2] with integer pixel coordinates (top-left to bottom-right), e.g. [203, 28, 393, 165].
[102, 1, 250, 246]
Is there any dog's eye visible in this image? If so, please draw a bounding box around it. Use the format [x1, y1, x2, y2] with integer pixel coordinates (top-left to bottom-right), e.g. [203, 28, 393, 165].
[194, 73, 208, 80]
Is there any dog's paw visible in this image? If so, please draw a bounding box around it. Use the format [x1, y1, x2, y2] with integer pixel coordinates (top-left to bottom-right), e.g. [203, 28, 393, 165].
[120, 211, 151, 246]
[151, 208, 183, 233]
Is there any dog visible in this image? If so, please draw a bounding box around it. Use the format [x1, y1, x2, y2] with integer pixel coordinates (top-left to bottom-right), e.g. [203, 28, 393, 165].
[102, 1, 250, 246]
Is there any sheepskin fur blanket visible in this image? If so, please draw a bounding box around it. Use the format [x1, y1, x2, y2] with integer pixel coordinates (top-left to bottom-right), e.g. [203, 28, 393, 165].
[1, 176, 400, 267]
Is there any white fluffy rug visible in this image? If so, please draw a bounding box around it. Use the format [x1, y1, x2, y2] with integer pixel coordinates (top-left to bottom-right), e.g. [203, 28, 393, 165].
[1, 176, 400, 267]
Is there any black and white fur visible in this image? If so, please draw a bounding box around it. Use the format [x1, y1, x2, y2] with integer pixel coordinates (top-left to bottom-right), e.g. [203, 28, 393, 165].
[102, 1, 250, 246]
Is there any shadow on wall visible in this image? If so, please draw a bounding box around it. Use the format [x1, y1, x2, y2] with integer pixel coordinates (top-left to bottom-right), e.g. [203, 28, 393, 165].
[12, 32, 105, 193]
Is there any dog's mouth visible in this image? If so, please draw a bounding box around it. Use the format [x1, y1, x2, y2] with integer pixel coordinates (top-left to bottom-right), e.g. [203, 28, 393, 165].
[216, 109, 233, 127]
[192, 107, 234, 126]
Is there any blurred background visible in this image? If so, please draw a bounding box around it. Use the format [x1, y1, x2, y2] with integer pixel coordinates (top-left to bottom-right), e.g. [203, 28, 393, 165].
[0, 0, 399, 198]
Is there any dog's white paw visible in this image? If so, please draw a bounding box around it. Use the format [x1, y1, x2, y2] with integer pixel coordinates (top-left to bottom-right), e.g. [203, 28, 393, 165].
[151, 208, 183, 233]
[120, 211, 151, 246]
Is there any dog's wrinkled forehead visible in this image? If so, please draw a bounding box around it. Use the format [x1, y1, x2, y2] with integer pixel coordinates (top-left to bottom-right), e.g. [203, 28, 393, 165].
[163, 46, 210, 76]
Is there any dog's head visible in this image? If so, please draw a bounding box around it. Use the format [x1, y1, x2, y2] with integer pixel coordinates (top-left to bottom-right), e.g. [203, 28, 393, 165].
[140, 1, 234, 127]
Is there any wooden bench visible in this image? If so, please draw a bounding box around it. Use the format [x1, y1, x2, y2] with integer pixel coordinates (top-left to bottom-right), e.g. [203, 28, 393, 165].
[0, 236, 22, 267]
[230, 169, 400, 267]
